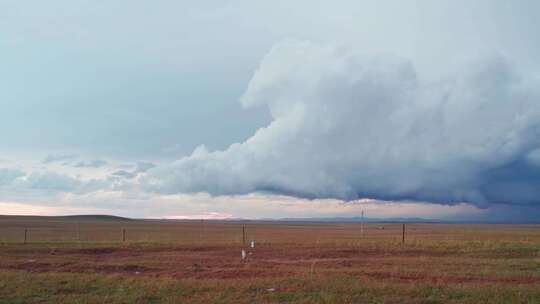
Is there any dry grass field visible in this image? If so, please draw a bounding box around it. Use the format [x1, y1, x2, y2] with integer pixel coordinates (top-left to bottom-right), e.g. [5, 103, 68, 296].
[1, 216, 540, 303]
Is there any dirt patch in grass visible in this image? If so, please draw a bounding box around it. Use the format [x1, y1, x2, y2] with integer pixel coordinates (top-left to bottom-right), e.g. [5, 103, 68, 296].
[0, 260, 157, 274]
[2, 243, 539, 284]
[72, 247, 119, 255]
[350, 270, 540, 285]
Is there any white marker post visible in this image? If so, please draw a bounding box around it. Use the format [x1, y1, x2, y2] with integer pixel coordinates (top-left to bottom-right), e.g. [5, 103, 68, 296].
[241, 249, 246, 260]
[250, 240, 255, 248]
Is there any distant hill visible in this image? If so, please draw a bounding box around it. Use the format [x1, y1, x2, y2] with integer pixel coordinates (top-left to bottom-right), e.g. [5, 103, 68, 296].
[0, 214, 132, 222]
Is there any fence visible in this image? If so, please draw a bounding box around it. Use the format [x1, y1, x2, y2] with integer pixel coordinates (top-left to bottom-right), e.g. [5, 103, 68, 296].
[1, 220, 539, 244]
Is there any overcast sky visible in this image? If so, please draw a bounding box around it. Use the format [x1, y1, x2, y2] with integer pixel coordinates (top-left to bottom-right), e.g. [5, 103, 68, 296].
[1, 0, 540, 221]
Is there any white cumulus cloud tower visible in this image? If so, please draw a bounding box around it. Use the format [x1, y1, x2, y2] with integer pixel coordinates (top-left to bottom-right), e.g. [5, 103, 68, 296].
[144, 40, 540, 207]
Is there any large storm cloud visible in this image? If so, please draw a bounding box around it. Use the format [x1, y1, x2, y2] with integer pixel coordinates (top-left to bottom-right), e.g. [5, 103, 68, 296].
[143, 41, 540, 207]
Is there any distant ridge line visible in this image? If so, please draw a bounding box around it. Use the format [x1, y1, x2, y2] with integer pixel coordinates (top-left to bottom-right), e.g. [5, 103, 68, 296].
[1, 214, 538, 224]
[0, 214, 132, 221]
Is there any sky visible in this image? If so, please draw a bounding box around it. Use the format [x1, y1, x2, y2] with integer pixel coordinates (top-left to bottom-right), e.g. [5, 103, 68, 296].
[1, 0, 540, 221]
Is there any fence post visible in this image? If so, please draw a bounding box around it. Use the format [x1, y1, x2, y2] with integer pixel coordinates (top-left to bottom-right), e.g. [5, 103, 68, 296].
[402, 224, 405, 244]
[122, 228, 126, 242]
[24, 228, 28, 244]
[242, 224, 246, 246]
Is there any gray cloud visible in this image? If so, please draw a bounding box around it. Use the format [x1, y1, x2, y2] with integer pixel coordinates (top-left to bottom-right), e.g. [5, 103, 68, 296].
[112, 170, 137, 179]
[8, 171, 115, 195]
[42, 154, 77, 164]
[0, 168, 25, 186]
[135, 162, 156, 173]
[74, 159, 108, 168]
[25, 171, 82, 192]
[111, 162, 156, 179]
[144, 41, 540, 207]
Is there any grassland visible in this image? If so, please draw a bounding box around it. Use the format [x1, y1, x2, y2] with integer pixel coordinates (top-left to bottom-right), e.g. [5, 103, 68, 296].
[0, 216, 539, 303]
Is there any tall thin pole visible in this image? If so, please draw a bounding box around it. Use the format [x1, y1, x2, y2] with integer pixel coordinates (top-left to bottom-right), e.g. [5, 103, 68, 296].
[242, 224, 246, 246]
[402, 223, 405, 244]
[122, 228, 126, 242]
[24, 228, 28, 244]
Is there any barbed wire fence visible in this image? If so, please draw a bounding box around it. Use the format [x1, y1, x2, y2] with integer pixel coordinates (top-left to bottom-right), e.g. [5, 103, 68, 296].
[1, 221, 537, 244]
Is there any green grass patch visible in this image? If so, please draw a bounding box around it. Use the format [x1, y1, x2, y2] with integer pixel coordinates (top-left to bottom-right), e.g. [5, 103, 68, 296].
[1, 271, 540, 304]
